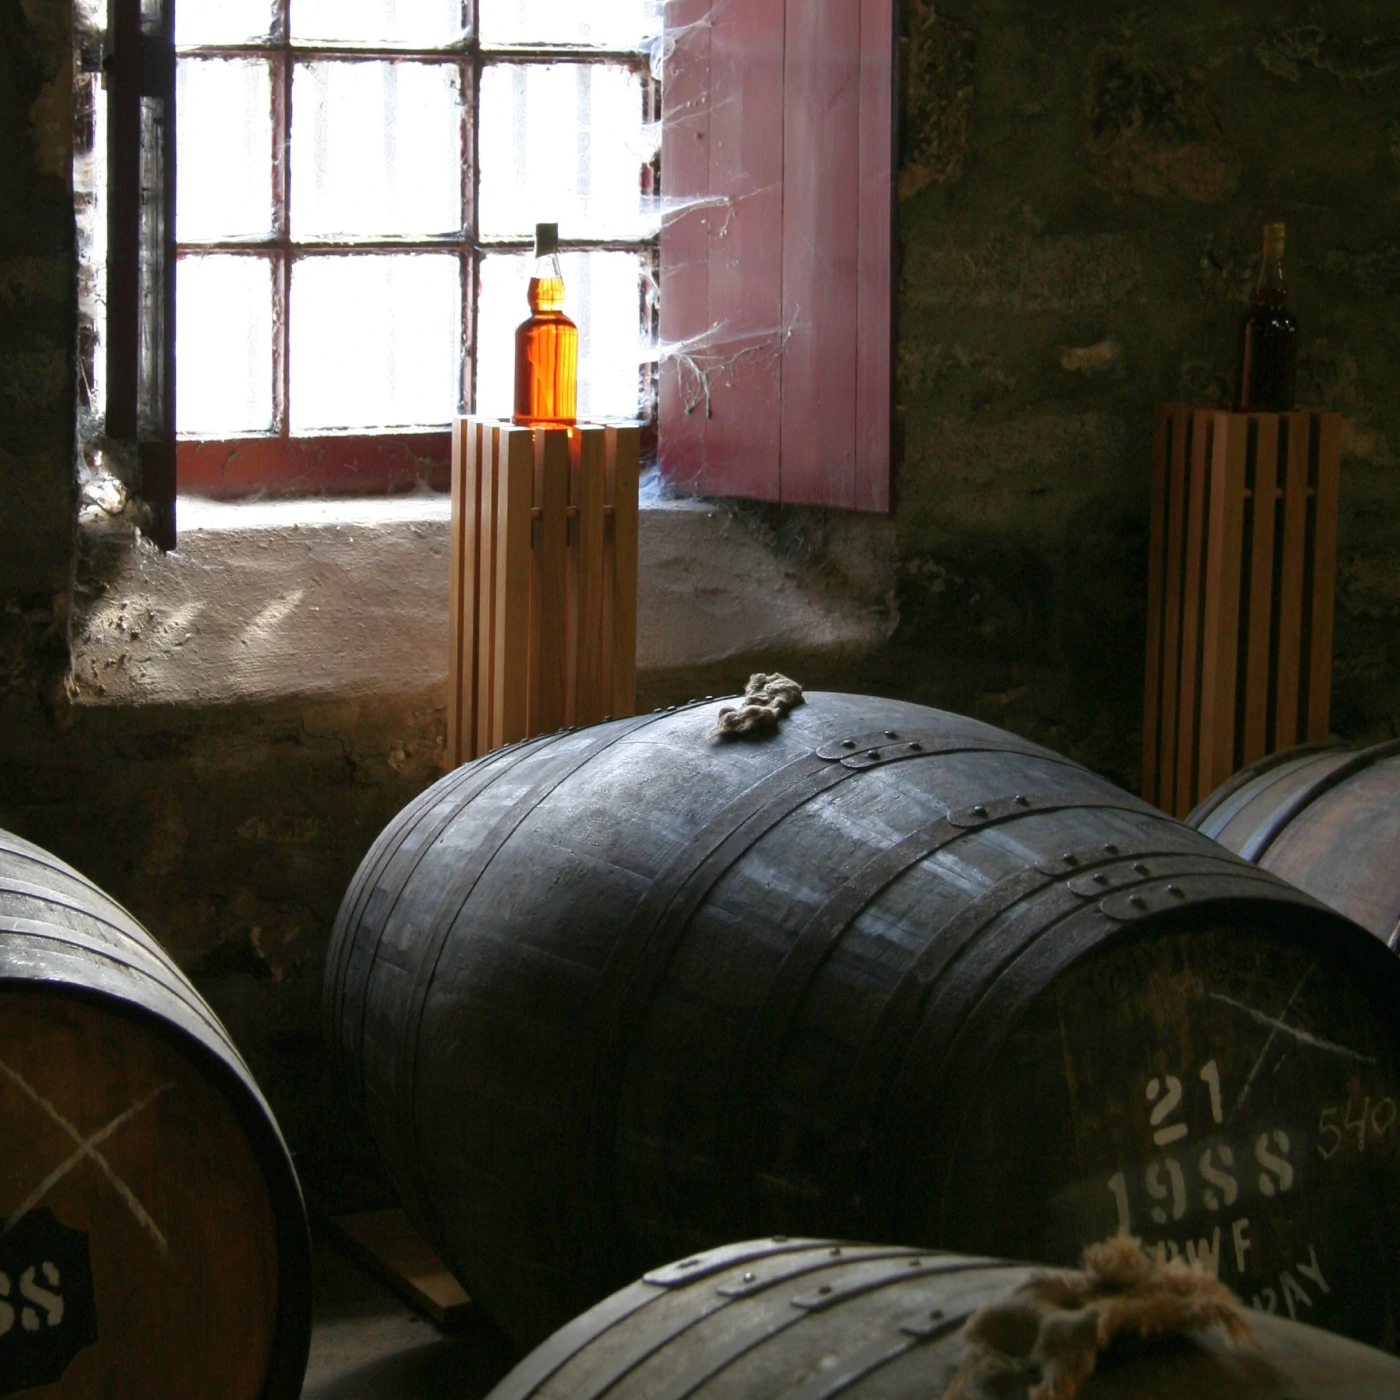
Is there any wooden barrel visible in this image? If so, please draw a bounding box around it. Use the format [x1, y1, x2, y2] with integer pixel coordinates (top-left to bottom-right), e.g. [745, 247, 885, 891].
[325, 693, 1400, 1351]
[0, 828, 311, 1398]
[1188, 739, 1400, 949]
[485, 1237, 1400, 1400]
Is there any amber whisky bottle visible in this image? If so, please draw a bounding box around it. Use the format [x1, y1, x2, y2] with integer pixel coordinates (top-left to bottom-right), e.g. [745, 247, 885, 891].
[1233, 222, 1297, 412]
[513, 222, 578, 427]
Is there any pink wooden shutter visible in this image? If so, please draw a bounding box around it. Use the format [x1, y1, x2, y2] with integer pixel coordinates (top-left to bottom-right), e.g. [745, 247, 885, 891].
[658, 0, 894, 512]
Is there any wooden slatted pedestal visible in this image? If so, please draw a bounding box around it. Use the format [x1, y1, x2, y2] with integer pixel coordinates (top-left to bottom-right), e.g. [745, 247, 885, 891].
[448, 418, 640, 768]
[1142, 406, 1341, 818]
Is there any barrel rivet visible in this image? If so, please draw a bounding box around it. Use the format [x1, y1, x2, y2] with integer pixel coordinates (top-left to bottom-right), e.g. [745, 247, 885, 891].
[603, 715, 613, 722]
[1062, 853, 1079, 865]
[678, 1259, 699, 1269]
[705, 695, 714, 701]
[818, 1285, 833, 1295]
[973, 804, 987, 817]
[841, 739, 856, 749]
[1015, 794, 1031, 806]
[1103, 843, 1119, 854]
[908, 741, 922, 751]
[1093, 872, 1109, 885]
[869, 749, 881, 759]
[1133, 862, 1149, 875]
[885, 730, 898, 739]
[1169, 884, 1185, 897]
[930, 1309, 944, 1320]
[743, 1271, 756, 1282]
[653, 707, 664, 714]
[1130, 894, 1147, 909]
[667, 705, 677, 712]
[909, 1259, 922, 1267]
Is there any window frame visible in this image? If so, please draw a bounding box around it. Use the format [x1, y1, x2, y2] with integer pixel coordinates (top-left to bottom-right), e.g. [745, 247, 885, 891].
[110, 0, 661, 512]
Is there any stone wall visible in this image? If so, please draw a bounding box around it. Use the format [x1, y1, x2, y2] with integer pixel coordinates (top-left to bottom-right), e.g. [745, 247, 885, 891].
[890, 0, 1400, 789]
[1, 0, 75, 706]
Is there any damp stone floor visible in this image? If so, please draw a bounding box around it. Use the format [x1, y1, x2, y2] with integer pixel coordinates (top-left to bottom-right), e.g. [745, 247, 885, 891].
[302, 1231, 518, 1399]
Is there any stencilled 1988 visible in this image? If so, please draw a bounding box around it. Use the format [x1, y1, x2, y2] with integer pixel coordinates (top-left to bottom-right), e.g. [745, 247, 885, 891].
[1100, 1057, 1393, 1320]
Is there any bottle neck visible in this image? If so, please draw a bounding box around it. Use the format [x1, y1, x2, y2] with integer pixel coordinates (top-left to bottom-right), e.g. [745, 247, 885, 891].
[528, 252, 565, 312]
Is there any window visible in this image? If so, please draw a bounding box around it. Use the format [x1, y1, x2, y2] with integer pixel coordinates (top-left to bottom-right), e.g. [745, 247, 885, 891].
[88, 1, 894, 546]
[93, 1, 661, 526]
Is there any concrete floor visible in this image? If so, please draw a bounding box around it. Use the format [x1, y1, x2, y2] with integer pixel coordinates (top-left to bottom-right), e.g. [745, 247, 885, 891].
[302, 1233, 519, 1399]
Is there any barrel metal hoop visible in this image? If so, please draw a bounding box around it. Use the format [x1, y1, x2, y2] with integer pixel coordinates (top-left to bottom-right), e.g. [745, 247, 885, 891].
[0, 916, 252, 1074]
[395, 711, 676, 1251]
[0, 875, 184, 967]
[643, 1257, 1004, 1400]
[644, 1238, 845, 1287]
[815, 729, 1065, 770]
[1239, 737, 1400, 865]
[329, 738, 541, 1109]
[722, 791, 1160, 1226]
[1184, 738, 1348, 830]
[828, 830, 1253, 1232]
[481, 1275, 670, 1400]
[893, 868, 1354, 1237]
[714, 1247, 925, 1299]
[780, 1310, 971, 1400]
[513, 1243, 860, 1400]
[788, 1255, 1002, 1312]
[1190, 747, 1346, 844]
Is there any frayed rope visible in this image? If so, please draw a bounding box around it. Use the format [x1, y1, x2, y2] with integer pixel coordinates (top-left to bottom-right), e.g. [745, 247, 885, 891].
[707, 673, 805, 741]
[945, 1235, 1254, 1400]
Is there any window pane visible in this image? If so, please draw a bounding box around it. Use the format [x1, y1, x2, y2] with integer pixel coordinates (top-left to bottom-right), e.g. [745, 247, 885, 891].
[176, 59, 274, 242]
[291, 61, 462, 241]
[290, 0, 466, 48]
[175, 0, 276, 46]
[481, 0, 660, 48]
[289, 255, 460, 432]
[477, 251, 641, 422]
[177, 256, 274, 436]
[479, 63, 652, 240]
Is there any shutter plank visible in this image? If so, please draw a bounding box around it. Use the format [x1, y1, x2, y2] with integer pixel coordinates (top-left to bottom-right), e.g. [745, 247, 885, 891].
[855, 0, 894, 513]
[780, 0, 862, 507]
[658, 0, 713, 492]
[700, 0, 786, 500]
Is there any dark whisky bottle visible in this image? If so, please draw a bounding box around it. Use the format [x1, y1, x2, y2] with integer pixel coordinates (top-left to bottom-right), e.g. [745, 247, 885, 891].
[512, 222, 578, 427]
[1234, 222, 1297, 412]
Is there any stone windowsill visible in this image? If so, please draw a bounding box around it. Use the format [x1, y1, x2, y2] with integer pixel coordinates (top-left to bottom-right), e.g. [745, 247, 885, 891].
[70, 493, 897, 707]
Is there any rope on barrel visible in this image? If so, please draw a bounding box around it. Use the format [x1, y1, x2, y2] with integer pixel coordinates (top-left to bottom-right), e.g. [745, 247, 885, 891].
[707, 673, 805, 741]
[944, 1234, 1253, 1400]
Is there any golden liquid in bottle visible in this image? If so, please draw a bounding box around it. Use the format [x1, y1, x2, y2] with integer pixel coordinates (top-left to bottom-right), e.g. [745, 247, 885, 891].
[513, 274, 578, 427]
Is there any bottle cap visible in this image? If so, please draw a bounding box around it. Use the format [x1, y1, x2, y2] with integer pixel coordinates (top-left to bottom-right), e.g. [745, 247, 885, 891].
[1263, 222, 1285, 257]
[535, 222, 559, 256]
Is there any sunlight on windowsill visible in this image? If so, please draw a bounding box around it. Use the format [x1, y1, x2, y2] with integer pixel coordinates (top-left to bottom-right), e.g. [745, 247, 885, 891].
[70, 490, 895, 712]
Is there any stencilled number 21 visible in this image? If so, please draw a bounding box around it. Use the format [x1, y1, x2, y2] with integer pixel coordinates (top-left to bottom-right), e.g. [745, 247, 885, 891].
[1147, 1060, 1224, 1147]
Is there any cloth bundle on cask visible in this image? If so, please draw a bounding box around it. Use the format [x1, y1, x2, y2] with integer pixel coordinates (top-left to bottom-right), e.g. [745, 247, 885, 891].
[483, 1237, 1400, 1400]
[325, 694, 1400, 1351]
[0, 829, 311, 1399]
[1188, 739, 1400, 950]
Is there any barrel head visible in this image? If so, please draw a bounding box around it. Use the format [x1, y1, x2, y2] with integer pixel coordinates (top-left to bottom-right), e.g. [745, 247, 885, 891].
[0, 990, 281, 1398]
[935, 917, 1400, 1350]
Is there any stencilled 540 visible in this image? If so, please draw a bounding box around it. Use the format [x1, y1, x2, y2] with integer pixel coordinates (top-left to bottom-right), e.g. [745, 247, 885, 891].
[1105, 1059, 1296, 1234]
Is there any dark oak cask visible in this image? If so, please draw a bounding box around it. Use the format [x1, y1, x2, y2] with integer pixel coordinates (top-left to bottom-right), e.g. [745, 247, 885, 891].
[1189, 739, 1400, 949]
[0, 829, 311, 1399]
[485, 1238, 1400, 1400]
[326, 694, 1400, 1351]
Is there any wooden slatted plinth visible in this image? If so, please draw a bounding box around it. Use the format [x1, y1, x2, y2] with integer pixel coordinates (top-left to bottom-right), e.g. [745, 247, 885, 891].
[448, 419, 639, 768]
[1142, 406, 1340, 818]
